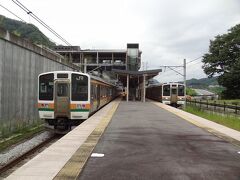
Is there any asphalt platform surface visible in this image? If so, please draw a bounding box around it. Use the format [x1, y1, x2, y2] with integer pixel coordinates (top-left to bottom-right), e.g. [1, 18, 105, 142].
[78, 102, 240, 180]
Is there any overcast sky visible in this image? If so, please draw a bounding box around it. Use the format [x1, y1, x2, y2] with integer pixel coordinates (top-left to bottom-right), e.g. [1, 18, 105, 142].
[1, 0, 240, 82]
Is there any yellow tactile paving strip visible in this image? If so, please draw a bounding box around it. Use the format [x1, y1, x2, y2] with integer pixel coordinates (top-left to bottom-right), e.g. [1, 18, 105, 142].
[54, 99, 121, 180]
[152, 101, 240, 147]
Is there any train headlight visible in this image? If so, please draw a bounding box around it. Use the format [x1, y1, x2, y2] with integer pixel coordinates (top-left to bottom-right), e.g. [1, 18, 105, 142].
[76, 104, 82, 109]
[40, 103, 49, 108]
[76, 104, 87, 109]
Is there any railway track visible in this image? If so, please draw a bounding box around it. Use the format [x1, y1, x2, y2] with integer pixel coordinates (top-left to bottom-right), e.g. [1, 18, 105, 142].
[0, 133, 62, 177]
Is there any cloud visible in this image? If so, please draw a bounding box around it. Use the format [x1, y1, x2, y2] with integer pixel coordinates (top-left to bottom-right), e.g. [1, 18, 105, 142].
[1, 0, 239, 82]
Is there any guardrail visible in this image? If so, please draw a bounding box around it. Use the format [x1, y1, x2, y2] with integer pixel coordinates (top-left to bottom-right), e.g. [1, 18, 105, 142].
[187, 99, 240, 115]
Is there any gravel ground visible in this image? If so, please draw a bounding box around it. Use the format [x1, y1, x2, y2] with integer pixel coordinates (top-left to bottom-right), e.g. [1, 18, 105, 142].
[0, 131, 53, 166]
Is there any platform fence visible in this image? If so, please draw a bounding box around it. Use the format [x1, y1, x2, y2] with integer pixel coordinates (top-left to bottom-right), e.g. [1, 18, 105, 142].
[186, 99, 240, 116]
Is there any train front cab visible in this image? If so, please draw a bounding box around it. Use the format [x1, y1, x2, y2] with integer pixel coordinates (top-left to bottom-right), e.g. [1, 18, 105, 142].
[161, 83, 185, 107]
[38, 72, 90, 132]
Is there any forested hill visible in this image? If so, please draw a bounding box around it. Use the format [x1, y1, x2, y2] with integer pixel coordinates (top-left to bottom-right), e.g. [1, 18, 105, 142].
[186, 77, 218, 88]
[0, 15, 55, 48]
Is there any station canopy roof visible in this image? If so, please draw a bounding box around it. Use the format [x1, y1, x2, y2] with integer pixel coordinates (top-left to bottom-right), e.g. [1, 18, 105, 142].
[113, 69, 162, 76]
[112, 69, 162, 87]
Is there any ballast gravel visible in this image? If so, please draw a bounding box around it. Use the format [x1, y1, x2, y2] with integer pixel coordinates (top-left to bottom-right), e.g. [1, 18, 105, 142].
[0, 131, 53, 166]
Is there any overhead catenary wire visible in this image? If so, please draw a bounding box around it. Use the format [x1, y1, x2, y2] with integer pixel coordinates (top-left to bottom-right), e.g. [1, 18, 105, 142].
[186, 56, 202, 64]
[187, 60, 203, 68]
[157, 56, 203, 81]
[0, 3, 58, 46]
[0, 3, 26, 23]
[12, 0, 72, 46]
[160, 56, 203, 75]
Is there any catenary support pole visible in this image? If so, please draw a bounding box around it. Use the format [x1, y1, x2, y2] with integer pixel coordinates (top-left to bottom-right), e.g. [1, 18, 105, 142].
[183, 59, 186, 109]
[127, 74, 129, 102]
[143, 74, 146, 102]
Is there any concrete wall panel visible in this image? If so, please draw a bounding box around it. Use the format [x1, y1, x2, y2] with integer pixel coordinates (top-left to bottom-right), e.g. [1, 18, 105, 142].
[0, 38, 75, 133]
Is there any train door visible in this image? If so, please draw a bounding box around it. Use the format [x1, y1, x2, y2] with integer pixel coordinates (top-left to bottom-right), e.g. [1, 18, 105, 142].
[170, 85, 178, 105]
[54, 80, 70, 119]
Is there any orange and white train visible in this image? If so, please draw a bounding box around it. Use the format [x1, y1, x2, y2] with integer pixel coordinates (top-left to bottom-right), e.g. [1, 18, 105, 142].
[38, 71, 118, 133]
[146, 83, 186, 107]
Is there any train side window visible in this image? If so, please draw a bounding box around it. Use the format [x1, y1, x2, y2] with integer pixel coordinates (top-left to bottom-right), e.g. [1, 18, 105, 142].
[91, 85, 94, 99]
[163, 85, 170, 96]
[71, 74, 88, 101]
[39, 73, 54, 100]
[100, 86, 103, 97]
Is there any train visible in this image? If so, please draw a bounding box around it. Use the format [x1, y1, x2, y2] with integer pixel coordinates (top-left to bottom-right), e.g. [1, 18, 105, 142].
[146, 83, 186, 107]
[38, 71, 118, 133]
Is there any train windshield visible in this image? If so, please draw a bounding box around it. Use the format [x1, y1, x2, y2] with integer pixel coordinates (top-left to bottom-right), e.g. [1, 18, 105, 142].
[178, 85, 185, 96]
[71, 74, 88, 101]
[39, 73, 54, 100]
[163, 85, 170, 96]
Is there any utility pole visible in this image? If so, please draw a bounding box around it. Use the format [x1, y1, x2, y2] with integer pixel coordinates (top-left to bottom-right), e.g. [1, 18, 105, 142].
[183, 59, 186, 109]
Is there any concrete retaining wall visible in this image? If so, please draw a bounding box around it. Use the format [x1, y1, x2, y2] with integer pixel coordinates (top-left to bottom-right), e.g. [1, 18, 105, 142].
[0, 28, 79, 134]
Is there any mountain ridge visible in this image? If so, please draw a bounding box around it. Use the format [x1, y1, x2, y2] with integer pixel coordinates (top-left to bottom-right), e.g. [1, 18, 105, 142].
[0, 14, 55, 48]
[186, 76, 218, 88]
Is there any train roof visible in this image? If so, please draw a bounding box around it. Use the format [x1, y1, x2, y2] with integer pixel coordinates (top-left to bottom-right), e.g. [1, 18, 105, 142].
[147, 82, 185, 88]
[38, 71, 116, 87]
[38, 70, 86, 77]
[90, 74, 116, 87]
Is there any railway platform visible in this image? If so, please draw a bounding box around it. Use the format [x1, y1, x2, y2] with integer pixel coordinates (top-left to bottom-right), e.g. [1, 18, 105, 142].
[5, 100, 240, 180]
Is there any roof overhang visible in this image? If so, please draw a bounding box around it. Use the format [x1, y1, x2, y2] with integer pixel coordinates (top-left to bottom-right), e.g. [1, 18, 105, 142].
[112, 69, 162, 78]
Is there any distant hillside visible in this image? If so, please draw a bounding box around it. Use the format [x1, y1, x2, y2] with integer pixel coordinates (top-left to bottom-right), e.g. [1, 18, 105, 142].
[186, 77, 225, 95]
[186, 77, 218, 88]
[0, 15, 55, 48]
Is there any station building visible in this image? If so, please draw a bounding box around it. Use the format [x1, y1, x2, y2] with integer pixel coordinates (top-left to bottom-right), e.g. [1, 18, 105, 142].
[54, 43, 141, 72]
[54, 43, 161, 102]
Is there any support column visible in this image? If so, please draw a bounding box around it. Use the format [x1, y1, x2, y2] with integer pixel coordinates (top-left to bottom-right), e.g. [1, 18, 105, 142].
[81, 53, 84, 72]
[127, 74, 129, 102]
[97, 52, 99, 64]
[84, 58, 87, 73]
[143, 75, 146, 102]
[69, 52, 72, 63]
[126, 52, 128, 70]
[112, 53, 114, 64]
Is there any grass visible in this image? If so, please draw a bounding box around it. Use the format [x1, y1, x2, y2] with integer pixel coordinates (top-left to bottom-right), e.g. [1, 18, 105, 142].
[200, 99, 240, 105]
[185, 105, 240, 132]
[0, 123, 44, 152]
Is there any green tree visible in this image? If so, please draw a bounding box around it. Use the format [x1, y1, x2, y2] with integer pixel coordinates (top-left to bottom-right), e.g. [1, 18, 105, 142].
[0, 15, 55, 48]
[186, 88, 197, 96]
[202, 24, 240, 99]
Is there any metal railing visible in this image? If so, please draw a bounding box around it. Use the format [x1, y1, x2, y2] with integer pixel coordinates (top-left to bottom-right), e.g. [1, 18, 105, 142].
[187, 99, 240, 115]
